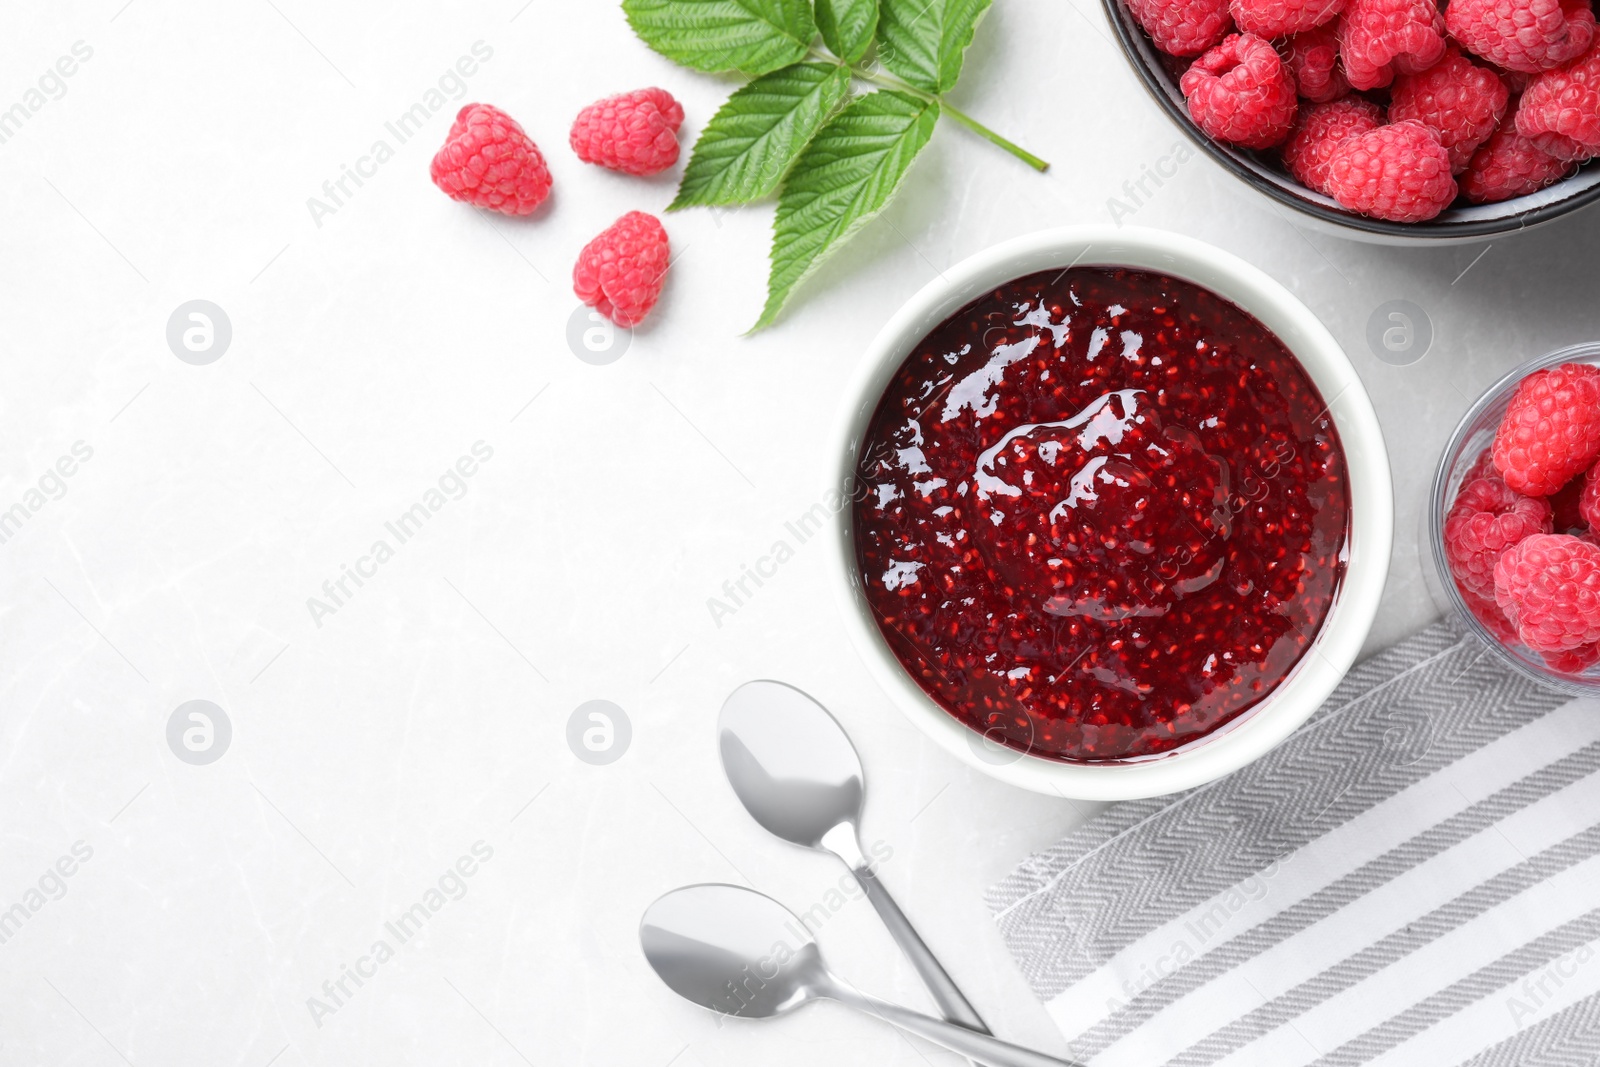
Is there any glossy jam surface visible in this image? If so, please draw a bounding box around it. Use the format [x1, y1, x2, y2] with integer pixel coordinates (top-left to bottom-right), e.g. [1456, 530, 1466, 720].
[853, 268, 1350, 762]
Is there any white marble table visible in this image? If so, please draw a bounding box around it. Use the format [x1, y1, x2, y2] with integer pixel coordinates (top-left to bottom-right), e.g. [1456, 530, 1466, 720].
[3, 2, 1599, 1064]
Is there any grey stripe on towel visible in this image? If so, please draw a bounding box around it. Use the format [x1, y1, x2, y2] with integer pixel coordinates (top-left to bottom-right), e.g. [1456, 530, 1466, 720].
[1064, 739, 1600, 1060]
[1459, 991, 1600, 1067]
[1172, 827, 1600, 1066]
[988, 623, 1600, 1067]
[991, 631, 1567, 998]
[1316, 907, 1600, 1067]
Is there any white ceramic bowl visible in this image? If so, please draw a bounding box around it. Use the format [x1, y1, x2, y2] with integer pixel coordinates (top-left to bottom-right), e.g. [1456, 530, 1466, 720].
[826, 225, 1394, 800]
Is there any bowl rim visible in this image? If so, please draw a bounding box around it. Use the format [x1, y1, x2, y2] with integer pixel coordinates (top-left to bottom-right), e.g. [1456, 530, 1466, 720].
[1099, 0, 1600, 241]
[1427, 341, 1600, 694]
[826, 225, 1395, 800]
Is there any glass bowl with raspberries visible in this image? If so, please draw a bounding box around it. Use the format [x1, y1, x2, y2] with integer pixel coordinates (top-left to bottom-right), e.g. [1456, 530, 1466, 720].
[1103, 0, 1600, 239]
[1430, 345, 1600, 690]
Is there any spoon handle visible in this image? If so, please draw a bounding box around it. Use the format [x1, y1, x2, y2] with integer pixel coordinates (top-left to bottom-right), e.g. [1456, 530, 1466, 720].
[830, 984, 1082, 1067]
[850, 861, 990, 1033]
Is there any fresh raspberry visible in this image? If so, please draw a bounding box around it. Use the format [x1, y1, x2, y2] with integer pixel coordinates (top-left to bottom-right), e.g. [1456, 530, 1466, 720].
[430, 104, 552, 216]
[1444, 475, 1554, 598]
[1388, 49, 1510, 171]
[1445, 0, 1595, 73]
[1282, 97, 1383, 191]
[1544, 642, 1600, 673]
[1462, 124, 1579, 200]
[1325, 120, 1459, 220]
[1339, 0, 1447, 89]
[1230, 0, 1343, 40]
[1281, 25, 1353, 102]
[1129, 0, 1234, 56]
[1465, 585, 1522, 643]
[569, 88, 685, 176]
[572, 212, 671, 327]
[1580, 462, 1600, 529]
[1181, 33, 1300, 148]
[1494, 533, 1600, 652]
[1492, 362, 1600, 495]
[1515, 41, 1600, 159]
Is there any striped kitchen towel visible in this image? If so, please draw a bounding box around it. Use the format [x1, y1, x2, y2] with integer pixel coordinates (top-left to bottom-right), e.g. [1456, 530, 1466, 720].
[987, 622, 1600, 1067]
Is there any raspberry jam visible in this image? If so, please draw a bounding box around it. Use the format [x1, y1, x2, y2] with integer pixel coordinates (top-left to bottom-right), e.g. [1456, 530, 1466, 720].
[853, 268, 1350, 762]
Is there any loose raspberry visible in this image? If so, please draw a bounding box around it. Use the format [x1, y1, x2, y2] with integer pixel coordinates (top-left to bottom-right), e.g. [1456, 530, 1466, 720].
[1131, 0, 1235, 55]
[1325, 120, 1459, 220]
[1389, 49, 1510, 171]
[570, 88, 685, 176]
[429, 103, 552, 216]
[1492, 362, 1600, 495]
[572, 212, 671, 328]
[1465, 586, 1522, 643]
[1445, 475, 1554, 598]
[1282, 97, 1383, 191]
[1445, 0, 1595, 73]
[1462, 124, 1579, 200]
[1544, 642, 1600, 673]
[1580, 462, 1600, 529]
[1495, 533, 1600, 652]
[1230, 0, 1343, 40]
[1515, 41, 1600, 159]
[1281, 25, 1353, 102]
[1339, 0, 1447, 89]
[1181, 33, 1300, 148]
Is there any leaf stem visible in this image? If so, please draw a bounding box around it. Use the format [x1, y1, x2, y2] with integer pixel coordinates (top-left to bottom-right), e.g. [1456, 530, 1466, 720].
[932, 102, 1051, 172]
[816, 50, 1051, 172]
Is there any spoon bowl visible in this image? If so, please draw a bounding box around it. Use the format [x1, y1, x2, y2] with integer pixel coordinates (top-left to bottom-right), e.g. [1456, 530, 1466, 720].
[719, 680, 864, 849]
[640, 883, 821, 1020]
[639, 884, 1080, 1067]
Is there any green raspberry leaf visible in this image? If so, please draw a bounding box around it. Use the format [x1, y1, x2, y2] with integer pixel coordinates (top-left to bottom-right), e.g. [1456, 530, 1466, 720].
[622, 0, 817, 76]
[875, 0, 993, 93]
[815, 0, 879, 63]
[671, 62, 853, 209]
[753, 90, 939, 331]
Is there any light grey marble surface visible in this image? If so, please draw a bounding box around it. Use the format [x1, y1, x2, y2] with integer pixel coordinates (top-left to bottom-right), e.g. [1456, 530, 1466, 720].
[2, 2, 1599, 1065]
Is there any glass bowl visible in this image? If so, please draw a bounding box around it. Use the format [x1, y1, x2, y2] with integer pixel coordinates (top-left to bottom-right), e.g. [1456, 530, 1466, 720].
[1427, 341, 1600, 693]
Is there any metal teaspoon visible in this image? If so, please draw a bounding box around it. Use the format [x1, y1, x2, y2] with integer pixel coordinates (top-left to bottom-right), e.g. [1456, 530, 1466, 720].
[640, 883, 1079, 1067]
[718, 680, 989, 1034]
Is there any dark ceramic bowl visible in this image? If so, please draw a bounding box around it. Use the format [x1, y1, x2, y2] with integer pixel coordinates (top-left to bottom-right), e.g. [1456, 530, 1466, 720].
[1101, 0, 1600, 243]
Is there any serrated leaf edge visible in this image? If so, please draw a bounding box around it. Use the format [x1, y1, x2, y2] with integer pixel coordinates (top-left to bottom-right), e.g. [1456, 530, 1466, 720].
[621, 0, 819, 76]
[876, 0, 993, 93]
[750, 92, 940, 332]
[668, 61, 853, 211]
[816, 0, 881, 65]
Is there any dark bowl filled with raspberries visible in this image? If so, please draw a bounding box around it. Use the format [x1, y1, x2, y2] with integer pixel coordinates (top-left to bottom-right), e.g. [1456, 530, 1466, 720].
[1431, 346, 1600, 690]
[1105, 0, 1600, 238]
